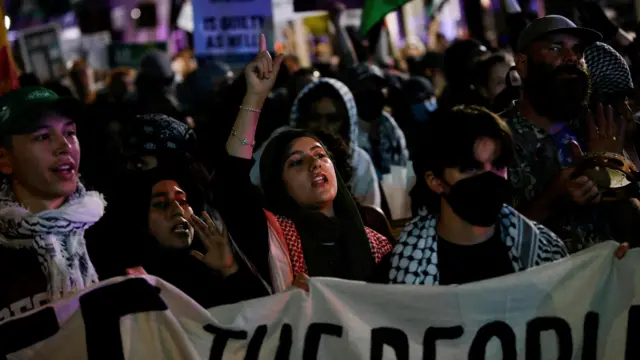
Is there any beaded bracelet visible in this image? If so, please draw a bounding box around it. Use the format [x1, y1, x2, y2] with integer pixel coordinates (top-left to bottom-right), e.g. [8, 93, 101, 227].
[231, 128, 255, 147]
[239, 105, 261, 113]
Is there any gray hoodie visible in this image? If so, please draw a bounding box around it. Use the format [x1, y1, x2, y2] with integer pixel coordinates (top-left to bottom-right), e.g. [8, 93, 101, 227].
[250, 78, 381, 209]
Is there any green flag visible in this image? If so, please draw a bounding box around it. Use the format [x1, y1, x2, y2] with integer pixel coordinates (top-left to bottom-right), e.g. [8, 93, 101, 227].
[360, 0, 411, 37]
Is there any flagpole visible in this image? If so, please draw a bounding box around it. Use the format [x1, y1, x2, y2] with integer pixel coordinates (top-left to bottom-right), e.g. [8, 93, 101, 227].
[0, 0, 20, 95]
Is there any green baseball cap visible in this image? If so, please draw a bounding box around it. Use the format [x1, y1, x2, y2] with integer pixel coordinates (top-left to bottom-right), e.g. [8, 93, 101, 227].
[0, 86, 84, 145]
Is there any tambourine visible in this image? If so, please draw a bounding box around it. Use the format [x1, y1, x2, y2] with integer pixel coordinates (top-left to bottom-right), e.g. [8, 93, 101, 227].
[573, 152, 640, 200]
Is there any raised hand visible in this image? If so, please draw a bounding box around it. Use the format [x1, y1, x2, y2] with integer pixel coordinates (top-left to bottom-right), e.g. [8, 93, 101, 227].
[615, 242, 630, 259]
[244, 34, 284, 104]
[188, 211, 238, 277]
[586, 103, 626, 155]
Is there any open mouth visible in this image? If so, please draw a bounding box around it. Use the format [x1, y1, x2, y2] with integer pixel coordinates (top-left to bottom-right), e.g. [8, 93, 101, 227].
[312, 173, 329, 187]
[51, 162, 76, 180]
[172, 221, 190, 234]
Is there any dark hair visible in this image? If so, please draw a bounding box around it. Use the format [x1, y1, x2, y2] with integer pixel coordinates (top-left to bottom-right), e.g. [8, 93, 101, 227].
[311, 129, 354, 182]
[412, 106, 514, 213]
[260, 129, 339, 217]
[443, 39, 489, 86]
[19, 73, 41, 87]
[473, 54, 511, 91]
[295, 82, 351, 141]
[97, 163, 207, 271]
[296, 82, 344, 117]
[0, 108, 74, 150]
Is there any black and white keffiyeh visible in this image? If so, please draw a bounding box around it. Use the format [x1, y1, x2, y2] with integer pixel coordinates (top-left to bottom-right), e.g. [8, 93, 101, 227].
[389, 205, 568, 285]
[585, 42, 634, 98]
[127, 114, 197, 154]
[0, 179, 105, 300]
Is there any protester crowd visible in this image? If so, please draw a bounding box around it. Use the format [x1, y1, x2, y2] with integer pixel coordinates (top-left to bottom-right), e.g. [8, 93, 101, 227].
[1, 0, 638, 333]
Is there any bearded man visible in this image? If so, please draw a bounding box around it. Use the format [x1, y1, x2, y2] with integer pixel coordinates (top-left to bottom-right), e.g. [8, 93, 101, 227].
[503, 15, 640, 252]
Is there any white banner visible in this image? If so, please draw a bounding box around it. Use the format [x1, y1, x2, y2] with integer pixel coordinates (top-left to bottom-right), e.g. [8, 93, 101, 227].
[3, 242, 640, 359]
[192, 0, 274, 60]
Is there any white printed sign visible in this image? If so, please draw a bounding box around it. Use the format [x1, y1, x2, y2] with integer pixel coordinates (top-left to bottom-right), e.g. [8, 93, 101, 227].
[3, 242, 640, 359]
[192, 0, 274, 61]
[17, 23, 65, 81]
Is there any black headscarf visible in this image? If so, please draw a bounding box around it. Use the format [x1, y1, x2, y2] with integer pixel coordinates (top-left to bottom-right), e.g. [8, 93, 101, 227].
[98, 165, 205, 270]
[94, 166, 242, 305]
[259, 129, 375, 280]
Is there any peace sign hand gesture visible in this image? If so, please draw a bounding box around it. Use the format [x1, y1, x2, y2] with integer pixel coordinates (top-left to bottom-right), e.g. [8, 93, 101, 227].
[244, 34, 284, 106]
[188, 211, 238, 277]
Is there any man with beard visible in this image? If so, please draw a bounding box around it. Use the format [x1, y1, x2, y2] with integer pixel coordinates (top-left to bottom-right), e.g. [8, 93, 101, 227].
[504, 15, 624, 252]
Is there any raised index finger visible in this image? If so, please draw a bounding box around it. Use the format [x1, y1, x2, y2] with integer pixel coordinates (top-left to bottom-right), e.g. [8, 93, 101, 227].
[259, 33, 267, 53]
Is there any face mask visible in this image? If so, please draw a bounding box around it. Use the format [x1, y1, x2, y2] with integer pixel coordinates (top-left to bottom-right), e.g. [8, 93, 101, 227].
[411, 97, 438, 123]
[441, 172, 510, 227]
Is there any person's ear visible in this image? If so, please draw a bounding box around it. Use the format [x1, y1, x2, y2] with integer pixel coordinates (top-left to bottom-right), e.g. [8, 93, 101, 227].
[425, 171, 445, 194]
[514, 53, 527, 79]
[0, 147, 12, 176]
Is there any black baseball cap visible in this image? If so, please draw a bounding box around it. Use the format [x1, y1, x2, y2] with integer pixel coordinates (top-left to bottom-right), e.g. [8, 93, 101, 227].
[0, 86, 84, 145]
[517, 15, 602, 53]
[344, 63, 388, 90]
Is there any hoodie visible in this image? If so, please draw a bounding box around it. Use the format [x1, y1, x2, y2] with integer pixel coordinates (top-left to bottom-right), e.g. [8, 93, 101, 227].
[250, 78, 381, 209]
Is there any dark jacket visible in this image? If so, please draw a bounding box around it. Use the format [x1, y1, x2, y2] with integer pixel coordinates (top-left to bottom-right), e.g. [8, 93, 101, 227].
[0, 248, 49, 322]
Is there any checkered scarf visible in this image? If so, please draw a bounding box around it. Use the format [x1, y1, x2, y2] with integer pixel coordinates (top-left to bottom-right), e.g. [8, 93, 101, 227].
[585, 42, 634, 98]
[0, 179, 105, 301]
[126, 114, 196, 155]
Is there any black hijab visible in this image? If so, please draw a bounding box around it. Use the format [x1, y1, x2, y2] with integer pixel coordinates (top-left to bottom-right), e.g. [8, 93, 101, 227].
[259, 129, 375, 281]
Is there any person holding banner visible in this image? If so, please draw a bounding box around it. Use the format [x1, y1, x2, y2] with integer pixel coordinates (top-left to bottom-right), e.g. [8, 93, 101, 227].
[390, 106, 569, 285]
[216, 35, 392, 292]
[0, 87, 105, 321]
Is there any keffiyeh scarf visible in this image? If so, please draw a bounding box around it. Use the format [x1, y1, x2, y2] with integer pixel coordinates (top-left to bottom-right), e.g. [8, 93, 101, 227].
[389, 205, 569, 285]
[0, 179, 105, 300]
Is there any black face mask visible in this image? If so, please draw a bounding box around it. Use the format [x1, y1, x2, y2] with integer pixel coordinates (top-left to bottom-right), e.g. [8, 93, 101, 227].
[523, 60, 590, 123]
[441, 172, 510, 227]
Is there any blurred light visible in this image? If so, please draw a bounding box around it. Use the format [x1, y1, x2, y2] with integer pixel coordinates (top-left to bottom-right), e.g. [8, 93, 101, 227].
[131, 8, 141, 19]
[4, 16, 10, 30]
[312, 71, 320, 78]
[480, 0, 491, 9]
[61, 27, 81, 40]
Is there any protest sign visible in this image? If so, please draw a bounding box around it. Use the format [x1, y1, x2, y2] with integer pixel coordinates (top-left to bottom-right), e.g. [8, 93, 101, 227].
[108, 42, 167, 68]
[192, 0, 274, 64]
[293, 0, 364, 13]
[16, 24, 65, 82]
[3, 242, 640, 359]
[81, 31, 112, 69]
